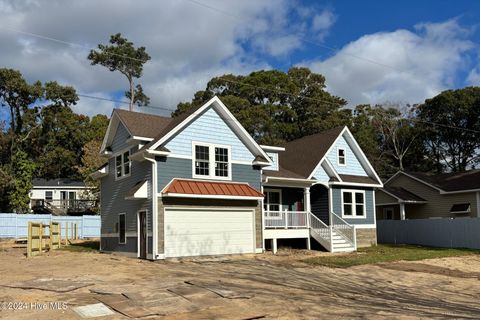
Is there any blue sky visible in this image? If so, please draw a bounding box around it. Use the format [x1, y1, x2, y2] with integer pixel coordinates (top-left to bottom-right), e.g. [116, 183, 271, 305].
[0, 0, 479, 119]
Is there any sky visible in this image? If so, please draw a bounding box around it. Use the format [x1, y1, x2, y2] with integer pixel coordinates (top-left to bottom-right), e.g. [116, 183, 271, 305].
[0, 0, 479, 119]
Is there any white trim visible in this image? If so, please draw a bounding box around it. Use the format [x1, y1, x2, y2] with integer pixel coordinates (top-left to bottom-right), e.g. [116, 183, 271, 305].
[353, 224, 376, 229]
[260, 145, 285, 152]
[144, 156, 158, 260]
[162, 193, 263, 200]
[192, 141, 232, 181]
[329, 181, 383, 188]
[307, 128, 346, 180]
[376, 188, 427, 203]
[118, 213, 126, 244]
[373, 188, 377, 226]
[114, 148, 132, 181]
[323, 159, 342, 182]
[337, 147, 346, 166]
[340, 189, 367, 219]
[400, 203, 406, 220]
[131, 136, 154, 142]
[147, 96, 272, 166]
[440, 188, 480, 195]
[263, 188, 282, 216]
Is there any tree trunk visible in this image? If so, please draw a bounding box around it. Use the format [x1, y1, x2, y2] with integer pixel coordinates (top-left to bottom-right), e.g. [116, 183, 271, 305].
[129, 78, 134, 112]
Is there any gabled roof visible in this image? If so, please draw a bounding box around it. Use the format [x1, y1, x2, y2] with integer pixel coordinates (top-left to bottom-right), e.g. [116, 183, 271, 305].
[32, 178, 85, 188]
[115, 109, 172, 139]
[407, 170, 480, 192]
[279, 127, 344, 178]
[387, 170, 480, 193]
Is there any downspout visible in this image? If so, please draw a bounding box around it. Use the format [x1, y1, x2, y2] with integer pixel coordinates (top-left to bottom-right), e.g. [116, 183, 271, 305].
[144, 155, 158, 260]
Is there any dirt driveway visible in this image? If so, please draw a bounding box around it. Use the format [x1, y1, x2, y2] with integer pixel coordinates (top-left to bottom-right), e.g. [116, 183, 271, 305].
[0, 242, 479, 319]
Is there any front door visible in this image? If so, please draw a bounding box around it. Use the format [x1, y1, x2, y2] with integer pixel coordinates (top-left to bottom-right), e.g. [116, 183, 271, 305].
[138, 211, 147, 259]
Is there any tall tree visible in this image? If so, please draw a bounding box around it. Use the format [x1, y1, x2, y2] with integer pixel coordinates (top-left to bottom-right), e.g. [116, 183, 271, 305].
[172, 68, 347, 144]
[8, 150, 35, 213]
[417, 87, 480, 172]
[88, 33, 151, 111]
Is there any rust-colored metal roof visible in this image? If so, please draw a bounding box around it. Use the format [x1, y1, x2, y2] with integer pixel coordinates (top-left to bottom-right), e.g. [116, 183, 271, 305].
[163, 179, 264, 198]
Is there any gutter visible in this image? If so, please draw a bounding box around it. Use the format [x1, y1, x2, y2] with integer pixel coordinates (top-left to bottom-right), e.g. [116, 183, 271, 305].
[143, 155, 158, 260]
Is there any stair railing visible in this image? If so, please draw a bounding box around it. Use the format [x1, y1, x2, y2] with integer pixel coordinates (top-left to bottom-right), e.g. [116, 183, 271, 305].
[331, 212, 356, 249]
[308, 212, 332, 251]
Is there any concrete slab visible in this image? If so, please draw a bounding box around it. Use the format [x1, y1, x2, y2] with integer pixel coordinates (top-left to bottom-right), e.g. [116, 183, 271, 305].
[96, 293, 161, 318]
[2, 278, 93, 292]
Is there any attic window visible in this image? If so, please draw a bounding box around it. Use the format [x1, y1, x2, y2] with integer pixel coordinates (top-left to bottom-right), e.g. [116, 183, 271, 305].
[450, 203, 470, 214]
[338, 148, 346, 166]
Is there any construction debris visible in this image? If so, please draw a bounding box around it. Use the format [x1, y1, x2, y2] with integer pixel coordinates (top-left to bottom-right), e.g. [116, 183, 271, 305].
[185, 280, 255, 299]
[73, 303, 115, 318]
[2, 278, 93, 293]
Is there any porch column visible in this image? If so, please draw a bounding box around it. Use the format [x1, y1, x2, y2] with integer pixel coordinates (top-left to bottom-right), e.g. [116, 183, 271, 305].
[272, 238, 277, 254]
[400, 203, 406, 220]
[304, 187, 311, 213]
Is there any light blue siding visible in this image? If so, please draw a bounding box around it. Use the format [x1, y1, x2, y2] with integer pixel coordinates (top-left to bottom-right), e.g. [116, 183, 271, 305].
[263, 152, 278, 171]
[312, 164, 330, 182]
[327, 135, 368, 176]
[157, 157, 261, 191]
[164, 107, 254, 161]
[111, 123, 131, 153]
[331, 187, 375, 225]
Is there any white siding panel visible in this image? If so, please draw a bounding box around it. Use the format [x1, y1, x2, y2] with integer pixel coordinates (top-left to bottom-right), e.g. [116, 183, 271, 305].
[164, 107, 254, 162]
[327, 135, 368, 176]
[164, 208, 255, 258]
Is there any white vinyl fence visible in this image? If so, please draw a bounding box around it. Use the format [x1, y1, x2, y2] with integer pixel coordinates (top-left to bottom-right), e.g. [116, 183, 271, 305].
[0, 213, 100, 239]
[377, 218, 480, 249]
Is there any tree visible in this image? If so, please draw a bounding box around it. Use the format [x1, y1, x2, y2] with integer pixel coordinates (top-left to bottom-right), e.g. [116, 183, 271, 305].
[77, 139, 106, 199]
[172, 68, 347, 144]
[88, 33, 151, 111]
[417, 87, 480, 172]
[8, 150, 36, 213]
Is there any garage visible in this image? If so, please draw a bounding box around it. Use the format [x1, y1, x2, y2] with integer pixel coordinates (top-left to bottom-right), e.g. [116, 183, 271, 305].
[164, 208, 255, 258]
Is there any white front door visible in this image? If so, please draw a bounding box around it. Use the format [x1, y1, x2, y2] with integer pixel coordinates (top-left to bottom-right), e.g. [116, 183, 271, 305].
[164, 208, 255, 258]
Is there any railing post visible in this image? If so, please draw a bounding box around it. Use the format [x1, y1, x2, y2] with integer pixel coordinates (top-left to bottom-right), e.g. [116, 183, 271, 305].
[306, 211, 310, 228]
[353, 225, 357, 250]
[329, 224, 333, 252]
[284, 209, 288, 229]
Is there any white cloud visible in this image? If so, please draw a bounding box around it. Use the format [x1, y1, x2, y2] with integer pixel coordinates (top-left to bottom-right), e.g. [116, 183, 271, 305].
[312, 9, 336, 32]
[0, 0, 312, 117]
[467, 65, 480, 85]
[304, 19, 475, 106]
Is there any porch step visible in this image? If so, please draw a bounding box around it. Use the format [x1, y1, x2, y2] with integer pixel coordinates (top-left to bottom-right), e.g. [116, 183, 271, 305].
[333, 242, 353, 249]
[332, 246, 355, 253]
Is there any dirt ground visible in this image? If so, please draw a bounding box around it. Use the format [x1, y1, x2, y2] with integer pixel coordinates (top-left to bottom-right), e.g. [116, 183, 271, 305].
[0, 241, 479, 319]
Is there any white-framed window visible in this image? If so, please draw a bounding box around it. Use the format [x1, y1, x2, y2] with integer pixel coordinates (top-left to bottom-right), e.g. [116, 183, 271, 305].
[338, 148, 346, 166]
[341, 189, 366, 218]
[45, 191, 53, 202]
[264, 189, 282, 218]
[115, 149, 131, 179]
[383, 207, 394, 220]
[192, 142, 231, 180]
[118, 213, 126, 244]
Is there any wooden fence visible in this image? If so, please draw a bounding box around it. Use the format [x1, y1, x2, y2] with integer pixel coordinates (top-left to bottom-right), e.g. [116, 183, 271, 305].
[27, 221, 79, 257]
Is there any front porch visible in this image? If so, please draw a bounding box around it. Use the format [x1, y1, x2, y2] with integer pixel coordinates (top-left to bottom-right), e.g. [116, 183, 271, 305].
[263, 184, 357, 253]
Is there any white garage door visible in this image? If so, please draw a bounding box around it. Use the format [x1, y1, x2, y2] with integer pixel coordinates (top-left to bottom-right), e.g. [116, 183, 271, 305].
[164, 208, 255, 258]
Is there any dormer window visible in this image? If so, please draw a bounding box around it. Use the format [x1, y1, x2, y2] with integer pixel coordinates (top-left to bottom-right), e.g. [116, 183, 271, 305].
[193, 142, 231, 180]
[338, 148, 346, 166]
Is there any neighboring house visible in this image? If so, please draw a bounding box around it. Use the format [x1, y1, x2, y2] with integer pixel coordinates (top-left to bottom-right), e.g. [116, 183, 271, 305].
[376, 170, 480, 220]
[29, 178, 97, 215]
[94, 96, 383, 260]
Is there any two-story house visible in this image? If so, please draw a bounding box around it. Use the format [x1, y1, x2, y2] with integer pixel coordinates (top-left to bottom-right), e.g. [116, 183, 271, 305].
[94, 96, 382, 260]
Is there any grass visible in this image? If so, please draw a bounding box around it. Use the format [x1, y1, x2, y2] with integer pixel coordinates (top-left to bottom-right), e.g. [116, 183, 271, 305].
[304, 244, 480, 268]
[58, 240, 100, 252]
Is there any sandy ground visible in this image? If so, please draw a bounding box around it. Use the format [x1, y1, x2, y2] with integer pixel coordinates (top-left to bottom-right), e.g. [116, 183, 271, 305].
[0, 241, 479, 319]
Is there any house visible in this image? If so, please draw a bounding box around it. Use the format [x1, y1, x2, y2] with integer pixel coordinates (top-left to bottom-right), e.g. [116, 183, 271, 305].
[376, 170, 480, 220]
[29, 178, 97, 215]
[94, 96, 383, 260]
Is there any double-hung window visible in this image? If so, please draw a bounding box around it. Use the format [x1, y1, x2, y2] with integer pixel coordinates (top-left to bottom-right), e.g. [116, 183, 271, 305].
[338, 148, 346, 166]
[263, 190, 281, 218]
[342, 190, 365, 218]
[116, 150, 131, 179]
[193, 143, 231, 179]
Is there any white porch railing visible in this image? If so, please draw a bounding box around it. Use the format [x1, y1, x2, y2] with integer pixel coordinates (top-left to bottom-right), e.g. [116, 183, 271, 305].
[264, 210, 309, 229]
[331, 212, 356, 248]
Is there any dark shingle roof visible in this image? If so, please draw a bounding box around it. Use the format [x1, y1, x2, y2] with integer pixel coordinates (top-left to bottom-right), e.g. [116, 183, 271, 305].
[115, 109, 172, 139]
[382, 186, 426, 202]
[407, 170, 480, 192]
[277, 127, 345, 178]
[263, 166, 309, 179]
[32, 178, 85, 187]
[339, 174, 379, 185]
